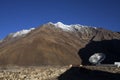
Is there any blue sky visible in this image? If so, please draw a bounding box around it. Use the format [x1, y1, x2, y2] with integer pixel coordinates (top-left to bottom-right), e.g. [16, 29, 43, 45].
[0, 0, 120, 39]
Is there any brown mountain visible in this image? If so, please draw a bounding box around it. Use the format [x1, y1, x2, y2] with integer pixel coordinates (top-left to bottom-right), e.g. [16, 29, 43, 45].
[0, 22, 120, 66]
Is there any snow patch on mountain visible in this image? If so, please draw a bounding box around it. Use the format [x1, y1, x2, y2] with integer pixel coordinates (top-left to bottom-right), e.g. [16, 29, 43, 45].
[49, 22, 97, 32]
[11, 28, 35, 38]
[54, 22, 73, 31]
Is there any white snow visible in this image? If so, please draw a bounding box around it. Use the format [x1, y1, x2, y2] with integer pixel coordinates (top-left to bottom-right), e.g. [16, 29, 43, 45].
[50, 22, 97, 32]
[54, 22, 74, 31]
[11, 28, 35, 38]
[51, 22, 84, 31]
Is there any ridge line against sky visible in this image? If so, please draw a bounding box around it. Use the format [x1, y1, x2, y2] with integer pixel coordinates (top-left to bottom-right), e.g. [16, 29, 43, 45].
[0, 0, 120, 39]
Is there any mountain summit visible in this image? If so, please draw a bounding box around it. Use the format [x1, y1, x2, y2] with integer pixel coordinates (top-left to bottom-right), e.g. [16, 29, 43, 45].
[0, 22, 120, 66]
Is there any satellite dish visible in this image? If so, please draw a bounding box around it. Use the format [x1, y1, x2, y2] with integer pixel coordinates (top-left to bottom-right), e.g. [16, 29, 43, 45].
[89, 53, 106, 65]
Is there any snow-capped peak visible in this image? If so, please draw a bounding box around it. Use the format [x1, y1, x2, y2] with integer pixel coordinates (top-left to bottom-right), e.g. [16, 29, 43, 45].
[11, 28, 35, 38]
[54, 22, 73, 31]
[50, 22, 97, 31]
[49, 22, 86, 31]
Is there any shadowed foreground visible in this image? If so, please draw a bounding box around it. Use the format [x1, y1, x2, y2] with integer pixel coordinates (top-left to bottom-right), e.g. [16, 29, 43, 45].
[58, 67, 120, 80]
[78, 39, 120, 65]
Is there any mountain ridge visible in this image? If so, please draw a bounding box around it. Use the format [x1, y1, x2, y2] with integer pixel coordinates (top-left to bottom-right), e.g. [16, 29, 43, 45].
[0, 22, 120, 66]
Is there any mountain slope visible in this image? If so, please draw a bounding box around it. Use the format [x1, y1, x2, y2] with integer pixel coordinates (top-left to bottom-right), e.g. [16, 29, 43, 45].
[0, 22, 120, 66]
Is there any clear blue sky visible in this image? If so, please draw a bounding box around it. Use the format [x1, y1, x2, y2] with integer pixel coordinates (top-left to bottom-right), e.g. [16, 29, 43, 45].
[0, 0, 120, 39]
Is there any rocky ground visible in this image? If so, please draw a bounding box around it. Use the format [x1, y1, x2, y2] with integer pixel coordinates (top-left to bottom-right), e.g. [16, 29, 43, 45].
[0, 66, 69, 80]
[0, 65, 119, 80]
[83, 65, 120, 73]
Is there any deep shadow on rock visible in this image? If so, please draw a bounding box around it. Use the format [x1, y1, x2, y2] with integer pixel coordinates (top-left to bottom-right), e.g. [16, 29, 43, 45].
[78, 39, 120, 65]
[58, 67, 120, 80]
